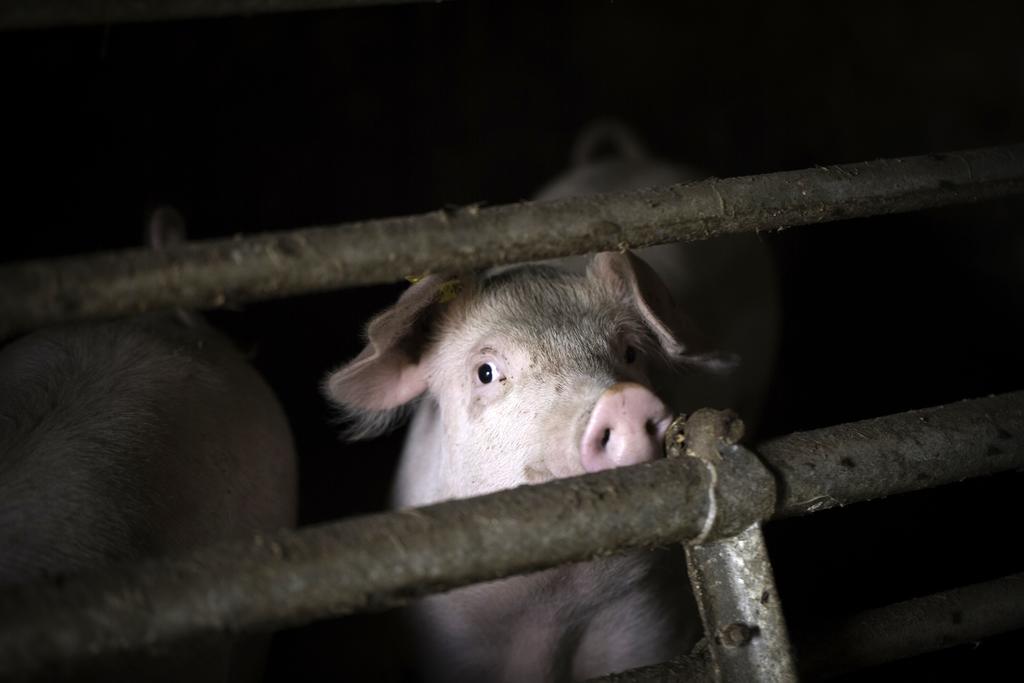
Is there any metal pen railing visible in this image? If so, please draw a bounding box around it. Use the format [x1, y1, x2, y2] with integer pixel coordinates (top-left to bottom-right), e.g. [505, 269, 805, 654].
[1, 391, 1021, 680]
[1, 14, 1023, 673]
[1, 145, 1022, 340]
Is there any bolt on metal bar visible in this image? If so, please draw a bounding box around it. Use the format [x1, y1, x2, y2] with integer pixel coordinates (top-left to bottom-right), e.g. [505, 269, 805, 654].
[797, 572, 1024, 680]
[0, 391, 1022, 678]
[0, 0, 447, 31]
[1, 144, 1022, 339]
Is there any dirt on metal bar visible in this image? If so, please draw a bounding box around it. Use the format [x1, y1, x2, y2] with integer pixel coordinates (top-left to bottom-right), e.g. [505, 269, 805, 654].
[1, 145, 1022, 339]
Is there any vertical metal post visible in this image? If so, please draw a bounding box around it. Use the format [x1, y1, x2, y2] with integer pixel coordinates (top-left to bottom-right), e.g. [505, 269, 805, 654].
[686, 524, 797, 682]
[670, 410, 798, 682]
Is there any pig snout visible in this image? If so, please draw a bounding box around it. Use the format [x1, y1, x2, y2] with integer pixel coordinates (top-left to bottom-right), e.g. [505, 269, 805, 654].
[580, 382, 672, 473]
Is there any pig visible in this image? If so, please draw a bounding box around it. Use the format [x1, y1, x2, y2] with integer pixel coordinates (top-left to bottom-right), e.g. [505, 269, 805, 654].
[325, 250, 726, 681]
[0, 207, 298, 681]
[324, 123, 778, 681]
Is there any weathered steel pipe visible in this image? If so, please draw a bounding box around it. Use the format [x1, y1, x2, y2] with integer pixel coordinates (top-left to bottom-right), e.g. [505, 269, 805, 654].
[671, 410, 797, 682]
[797, 572, 1024, 679]
[762, 391, 1024, 518]
[0, 0, 447, 31]
[587, 573, 1024, 682]
[0, 456, 715, 680]
[686, 524, 798, 683]
[2, 145, 1023, 338]
[0, 391, 1022, 678]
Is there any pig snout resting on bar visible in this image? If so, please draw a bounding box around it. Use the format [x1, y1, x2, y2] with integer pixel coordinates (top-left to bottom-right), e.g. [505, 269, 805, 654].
[325, 250, 730, 682]
[0, 208, 298, 682]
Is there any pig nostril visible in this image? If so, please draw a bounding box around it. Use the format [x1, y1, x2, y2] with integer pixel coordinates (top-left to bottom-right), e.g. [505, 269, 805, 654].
[645, 419, 658, 436]
[601, 428, 611, 448]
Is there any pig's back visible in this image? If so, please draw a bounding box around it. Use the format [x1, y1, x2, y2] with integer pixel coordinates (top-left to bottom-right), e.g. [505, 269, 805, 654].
[0, 314, 297, 586]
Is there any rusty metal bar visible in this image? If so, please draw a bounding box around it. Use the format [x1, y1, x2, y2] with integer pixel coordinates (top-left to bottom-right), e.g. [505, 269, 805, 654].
[2, 145, 1023, 339]
[797, 572, 1024, 679]
[0, 391, 1022, 678]
[0, 0, 447, 31]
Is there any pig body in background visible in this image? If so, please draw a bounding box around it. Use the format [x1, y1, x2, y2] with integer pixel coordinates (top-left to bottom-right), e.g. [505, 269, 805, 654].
[0, 209, 298, 681]
[0, 316, 298, 584]
[535, 121, 780, 437]
[326, 250, 725, 681]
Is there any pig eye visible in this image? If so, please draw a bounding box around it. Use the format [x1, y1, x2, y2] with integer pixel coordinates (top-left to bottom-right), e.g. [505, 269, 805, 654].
[624, 346, 637, 364]
[477, 363, 495, 384]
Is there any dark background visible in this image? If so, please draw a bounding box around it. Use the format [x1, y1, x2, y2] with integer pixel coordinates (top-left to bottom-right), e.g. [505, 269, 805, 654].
[2, 1, 1023, 680]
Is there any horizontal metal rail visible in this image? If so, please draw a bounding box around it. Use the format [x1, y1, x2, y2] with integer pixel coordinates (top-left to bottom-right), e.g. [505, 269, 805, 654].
[591, 573, 1024, 682]
[0, 390, 1021, 679]
[761, 391, 1024, 518]
[798, 572, 1024, 679]
[2, 456, 714, 681]
[0, 0, 447, 31]
[1, 144, 1022, 339]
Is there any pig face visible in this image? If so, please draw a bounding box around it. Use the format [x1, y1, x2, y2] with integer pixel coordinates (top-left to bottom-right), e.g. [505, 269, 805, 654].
[325, 251, 728, 501]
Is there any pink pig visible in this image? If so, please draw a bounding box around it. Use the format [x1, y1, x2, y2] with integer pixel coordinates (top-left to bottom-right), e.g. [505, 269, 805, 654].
[325, 251, 726, 681]
[326, 121, 777, 681]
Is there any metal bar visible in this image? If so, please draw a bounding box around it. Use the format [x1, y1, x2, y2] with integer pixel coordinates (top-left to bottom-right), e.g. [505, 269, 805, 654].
[671, 410, 796, 682]
[686, 524, 797, 682]
[762, 391, 1024, 518]
[0, 0, 447, 31]
[585, 573, 1024, 682]
[797, 573, 1024, 679]
[0, 391, 1022, 678]
[1, 145, 1022, 339]
[0, 456, 716, 680]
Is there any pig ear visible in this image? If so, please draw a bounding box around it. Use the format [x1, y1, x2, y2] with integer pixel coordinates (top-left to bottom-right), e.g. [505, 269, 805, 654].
[591, 251, 737, 372]
[324, 275, 449, 439]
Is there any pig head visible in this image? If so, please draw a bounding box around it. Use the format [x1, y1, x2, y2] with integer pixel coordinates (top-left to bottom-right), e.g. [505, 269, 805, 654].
[326, 251, 724, 507]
